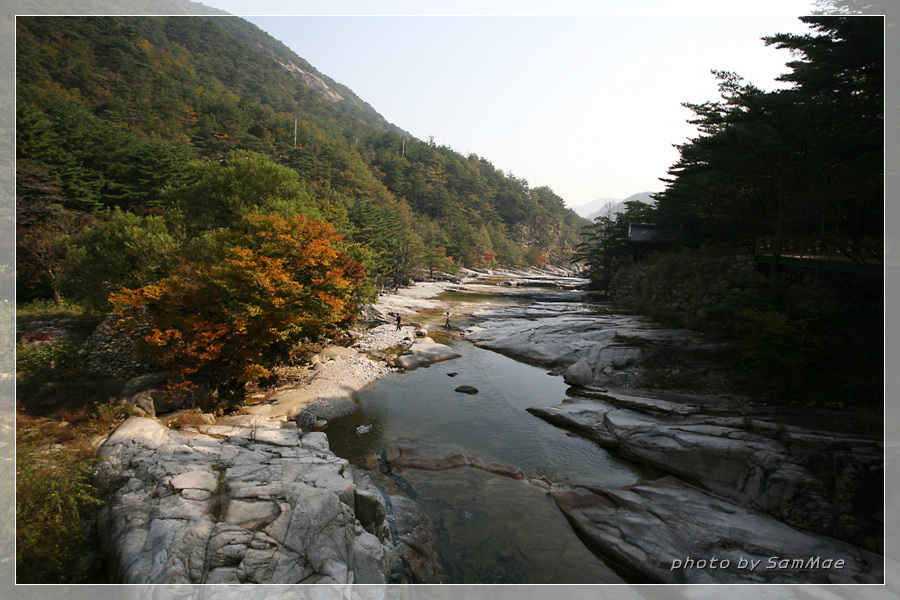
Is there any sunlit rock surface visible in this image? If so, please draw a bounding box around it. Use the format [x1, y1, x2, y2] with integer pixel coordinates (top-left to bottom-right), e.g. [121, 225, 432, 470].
[94, 416, 411, 584]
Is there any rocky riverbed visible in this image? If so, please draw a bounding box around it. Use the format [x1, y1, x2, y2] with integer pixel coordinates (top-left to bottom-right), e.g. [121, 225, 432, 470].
[96, 416, 399, 584]
[95, 268, 884, 585]
[463, 288, 884, 584]
[97, 297, 462, 584]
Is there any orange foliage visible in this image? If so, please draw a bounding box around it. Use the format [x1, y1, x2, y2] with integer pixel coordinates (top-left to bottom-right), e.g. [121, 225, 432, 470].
[110, 214, 366, 391]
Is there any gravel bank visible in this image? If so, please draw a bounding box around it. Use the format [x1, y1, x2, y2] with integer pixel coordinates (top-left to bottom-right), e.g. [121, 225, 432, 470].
[243, 314, 429, 420]
[353, 324, 418, 353]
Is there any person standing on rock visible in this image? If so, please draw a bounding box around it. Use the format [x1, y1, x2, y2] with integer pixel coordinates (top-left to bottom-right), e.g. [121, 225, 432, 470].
[444, 312, 451, 329]
[396, 314, 402, 330]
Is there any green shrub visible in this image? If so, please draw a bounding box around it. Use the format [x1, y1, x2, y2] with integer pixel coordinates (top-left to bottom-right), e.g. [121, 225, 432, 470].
[16, 398, 129, 583]
[16, 340, 85, 377]
[15, 436, 106, 583]
[733, 308, 810, 390]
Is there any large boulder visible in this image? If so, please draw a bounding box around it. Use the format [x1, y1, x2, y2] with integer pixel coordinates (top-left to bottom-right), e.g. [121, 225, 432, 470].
[563, 357, 594, 386]
[94, 416, 399, 584]
[394, 337, 461, 370]
[117, 372, 209, 418]
[407, 337, 461, 364]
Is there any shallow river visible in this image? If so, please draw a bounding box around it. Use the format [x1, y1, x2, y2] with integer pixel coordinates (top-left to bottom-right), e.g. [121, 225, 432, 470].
[328, 287, 650, 583]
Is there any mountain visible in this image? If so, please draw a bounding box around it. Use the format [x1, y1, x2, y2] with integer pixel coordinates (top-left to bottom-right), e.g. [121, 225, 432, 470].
[16, 13, 588, 301]
[574, 192, 657, 221]
[204, 16, 409, 137]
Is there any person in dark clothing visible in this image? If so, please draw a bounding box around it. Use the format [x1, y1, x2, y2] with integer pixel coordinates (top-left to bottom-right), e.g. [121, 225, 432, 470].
[396, 314, 402, 330]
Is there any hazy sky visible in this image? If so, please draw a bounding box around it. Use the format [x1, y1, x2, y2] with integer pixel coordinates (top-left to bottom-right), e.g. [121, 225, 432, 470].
[194, 1, 820, 209]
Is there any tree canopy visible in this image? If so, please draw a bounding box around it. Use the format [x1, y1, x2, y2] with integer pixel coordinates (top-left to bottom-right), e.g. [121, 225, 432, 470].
[651, 16, 882, 262]
[576, 15, 882, 285]
[110, 213, 368, 391]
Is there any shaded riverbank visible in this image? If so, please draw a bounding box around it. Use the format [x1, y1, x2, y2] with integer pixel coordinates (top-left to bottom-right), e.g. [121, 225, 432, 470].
[328, 273, 883, 584]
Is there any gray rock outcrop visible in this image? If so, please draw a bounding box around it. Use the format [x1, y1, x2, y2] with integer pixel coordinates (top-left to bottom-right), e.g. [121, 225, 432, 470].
[465, 303, 703, 387]
[94, 416, 402, 584]
[554, 477, 882, 584]
[528, 392, 883, 552]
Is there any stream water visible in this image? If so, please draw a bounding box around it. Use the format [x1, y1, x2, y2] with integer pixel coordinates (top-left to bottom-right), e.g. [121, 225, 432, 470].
[328, 285, 651, 583]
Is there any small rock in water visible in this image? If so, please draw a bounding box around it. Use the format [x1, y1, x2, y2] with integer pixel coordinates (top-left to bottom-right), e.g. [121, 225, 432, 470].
[447, 372, 458, 377]
[311, 419, 328, 431]
[356, 424, 373, 435]
[298, 411, 317, 427]
[454, 386, 478, 395]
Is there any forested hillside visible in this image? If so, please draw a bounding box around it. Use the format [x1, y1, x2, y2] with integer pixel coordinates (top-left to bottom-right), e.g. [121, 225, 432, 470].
[16, 15, 586, 306]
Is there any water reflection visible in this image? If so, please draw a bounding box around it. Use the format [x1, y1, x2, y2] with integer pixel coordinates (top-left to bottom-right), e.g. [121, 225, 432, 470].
[328, 338, 650, 583]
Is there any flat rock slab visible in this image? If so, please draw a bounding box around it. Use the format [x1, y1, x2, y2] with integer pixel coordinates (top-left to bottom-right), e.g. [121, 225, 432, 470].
[528, 397, 883, 552]
[94, 416, 398, 584]
[471, 459, 524, 480]
[553, 477, 883, 584]
[465, 303, 704, 376]
[389, 446, 525, 482]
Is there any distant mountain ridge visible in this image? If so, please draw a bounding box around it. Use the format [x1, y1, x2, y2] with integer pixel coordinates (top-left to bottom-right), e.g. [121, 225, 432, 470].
[574, 192, 657, 221]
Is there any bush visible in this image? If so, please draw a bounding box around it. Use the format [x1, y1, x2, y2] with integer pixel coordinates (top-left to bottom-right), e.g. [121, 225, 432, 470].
[15, 399, 129, 583]
[15, 442, 106, 583]
[59, 209, 180, 311]
[110, 213, 368, 393]
[733, 308, 811, 391]
[16, 340, 85, 378]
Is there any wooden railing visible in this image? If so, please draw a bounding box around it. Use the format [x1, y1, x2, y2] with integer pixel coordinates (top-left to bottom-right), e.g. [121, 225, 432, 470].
[755, 236, 883, 266]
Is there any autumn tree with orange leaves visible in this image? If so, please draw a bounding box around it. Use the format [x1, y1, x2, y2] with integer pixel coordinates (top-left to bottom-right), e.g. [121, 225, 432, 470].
[110, 213, 369, 394]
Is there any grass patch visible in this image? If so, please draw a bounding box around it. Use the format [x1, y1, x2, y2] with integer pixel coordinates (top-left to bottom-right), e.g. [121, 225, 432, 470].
[16, 399, 130, 583]
[15, 299, 133, 583]
[16, 299, 103, 339]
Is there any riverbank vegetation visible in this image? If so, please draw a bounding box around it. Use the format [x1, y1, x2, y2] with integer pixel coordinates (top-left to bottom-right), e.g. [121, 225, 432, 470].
[576, 16, 883, 407]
